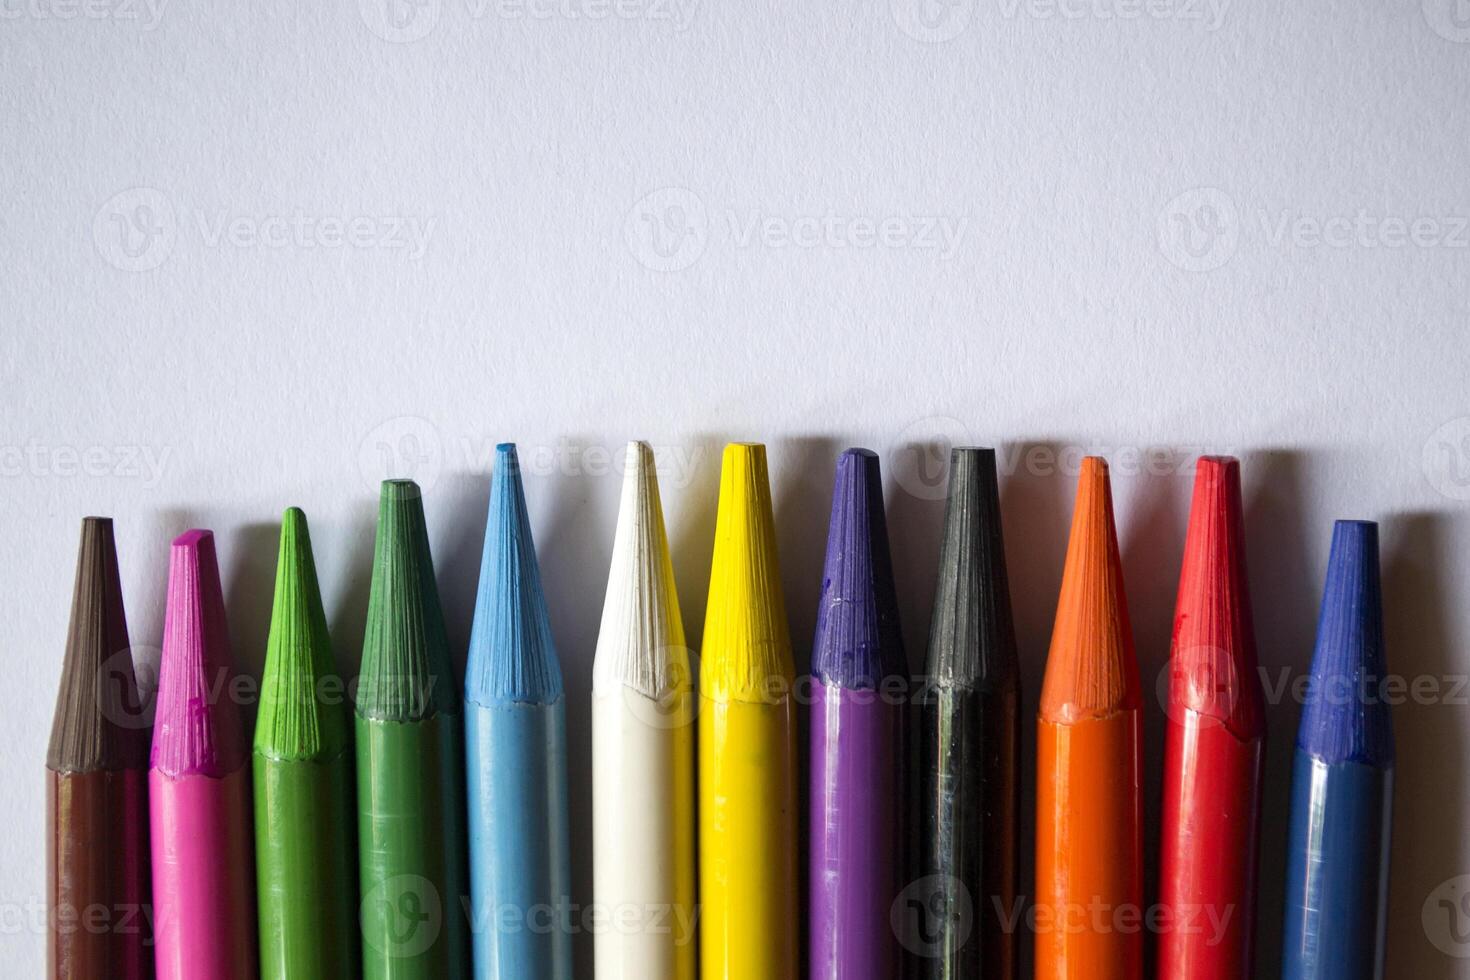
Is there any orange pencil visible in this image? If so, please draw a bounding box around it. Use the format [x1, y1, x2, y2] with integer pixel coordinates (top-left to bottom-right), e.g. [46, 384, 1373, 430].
[1035, 457, 1144, 980]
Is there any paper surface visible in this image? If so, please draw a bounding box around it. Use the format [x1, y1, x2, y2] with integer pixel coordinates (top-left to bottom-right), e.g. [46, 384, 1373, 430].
[3, 3, 1470, 974]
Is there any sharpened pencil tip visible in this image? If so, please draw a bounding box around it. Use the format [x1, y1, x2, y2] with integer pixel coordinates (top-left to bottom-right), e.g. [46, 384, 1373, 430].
[152, 529, 247, 778]
[358, 482, 456, 722]
[1298, 520, 1393, 767]
[593, 440, 690, 700]
[811, 448, 904, 688]
[256, 508, 350, 761]
[281, 505, 307, 537]
[1169, 456, 1265, 736]
[701, 442, 793, 703]
[925, 447, 1018, 692]
[47, 517, 148, 773]
[381, 479, 422, 501]
[171, 528, 211, 550]
[466, 442, 564, 706]
[1040, 457, 1140, 722]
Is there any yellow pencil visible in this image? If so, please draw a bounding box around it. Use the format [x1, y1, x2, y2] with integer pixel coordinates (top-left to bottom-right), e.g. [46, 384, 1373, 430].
[698, 443, 799, 980]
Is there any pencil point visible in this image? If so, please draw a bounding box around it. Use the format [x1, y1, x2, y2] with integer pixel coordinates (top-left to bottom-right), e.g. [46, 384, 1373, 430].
[256, 508, 350, 761]
[1168, 457, 1265, 736]
[812, 449, 904, 688]
[381, 479, 422, 501]
[1299, 520, 1393, 767]
[466, 443, 564, 706]
[358, 480, 456, 722]
[926, 447, 1018, 692]
[701, 442, 793, 703]
[1040, 457, 1140, 722]
[593, 441, 689, 700]
[47, 517, 148, 772]
[151, 529, 247, 778]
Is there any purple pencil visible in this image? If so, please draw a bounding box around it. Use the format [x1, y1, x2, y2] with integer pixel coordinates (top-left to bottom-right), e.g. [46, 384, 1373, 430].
[809, 449, 906, 980]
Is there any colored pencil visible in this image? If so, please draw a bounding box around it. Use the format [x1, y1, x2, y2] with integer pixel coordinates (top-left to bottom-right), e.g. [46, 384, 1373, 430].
[809, 448, 905, 980]
[1034, 457, 1144, 979]
[1280, 520, 1394, 980]
[46, 517, 152, 979]
[464, 444, 573, 979]
[355, 480, 471, 979]
[592, 442, 696, 980]
[149, 529, 257, 980]
[1157, 457, 1265, 979]
[253, 508, 359, 979]
[699, 442, 799, 980]
[917, 447, 1020, 979]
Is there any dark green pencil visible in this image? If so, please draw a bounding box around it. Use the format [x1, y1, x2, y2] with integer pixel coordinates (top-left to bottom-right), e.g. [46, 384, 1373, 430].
[252, 508, 359, 979]
[355, 481, 471, 979]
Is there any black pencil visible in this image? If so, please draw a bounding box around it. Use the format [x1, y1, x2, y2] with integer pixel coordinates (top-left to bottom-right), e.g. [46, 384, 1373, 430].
[916, 448, 1020, 979]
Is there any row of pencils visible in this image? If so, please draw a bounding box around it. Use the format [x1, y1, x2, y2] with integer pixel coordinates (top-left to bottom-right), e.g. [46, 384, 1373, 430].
[46, 441, 1393, 980]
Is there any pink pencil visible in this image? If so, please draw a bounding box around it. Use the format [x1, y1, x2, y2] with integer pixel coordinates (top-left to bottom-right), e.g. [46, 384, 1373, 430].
[149, 530, 257, 980]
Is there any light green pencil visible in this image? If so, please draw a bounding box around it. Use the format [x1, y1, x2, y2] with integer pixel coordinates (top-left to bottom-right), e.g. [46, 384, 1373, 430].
[252, 508, 359, 979]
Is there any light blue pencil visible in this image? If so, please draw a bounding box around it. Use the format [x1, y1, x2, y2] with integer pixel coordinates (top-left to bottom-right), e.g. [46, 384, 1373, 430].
[464, 443, 573, 980]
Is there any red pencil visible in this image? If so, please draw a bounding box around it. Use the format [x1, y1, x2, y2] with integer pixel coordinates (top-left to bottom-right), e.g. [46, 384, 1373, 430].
[1156, 457, 1266, 979]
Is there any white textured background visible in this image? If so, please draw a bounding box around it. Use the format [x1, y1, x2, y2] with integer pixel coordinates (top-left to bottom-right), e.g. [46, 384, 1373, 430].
[4, 0, 1470, 974]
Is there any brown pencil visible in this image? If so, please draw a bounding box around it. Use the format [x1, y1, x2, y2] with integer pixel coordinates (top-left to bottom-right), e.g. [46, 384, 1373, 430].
[46, 517, 152, 979]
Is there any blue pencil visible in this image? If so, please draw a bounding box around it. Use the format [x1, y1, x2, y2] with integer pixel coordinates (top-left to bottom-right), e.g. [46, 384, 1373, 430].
[1281, 520, 1394, 980]
[464, 444, 573, 979]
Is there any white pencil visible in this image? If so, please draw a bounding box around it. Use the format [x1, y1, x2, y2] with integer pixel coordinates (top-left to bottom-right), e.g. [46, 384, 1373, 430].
[592, 441, 697, 980]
